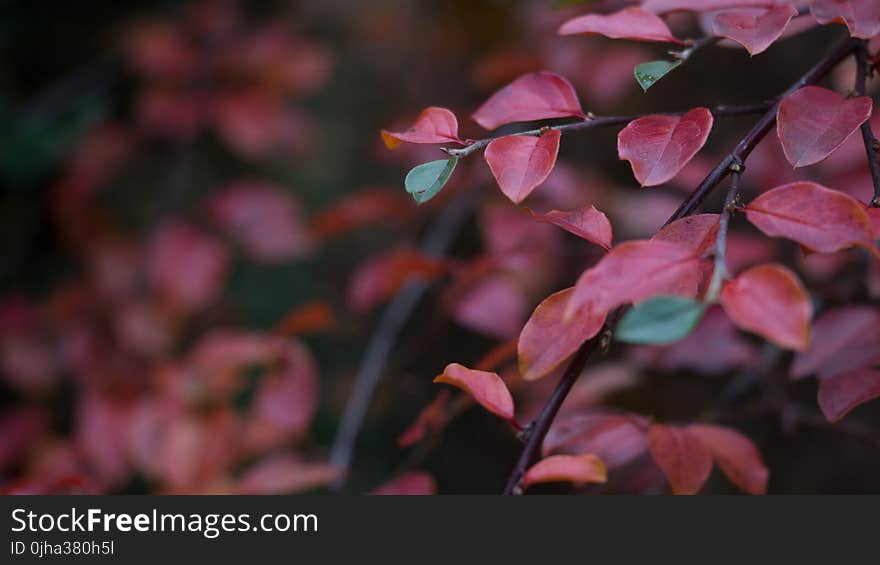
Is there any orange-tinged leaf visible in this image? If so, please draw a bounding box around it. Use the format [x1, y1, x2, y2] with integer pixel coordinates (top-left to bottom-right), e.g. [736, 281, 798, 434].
[566, 239, 705, 320]
[310, 188, 413, 240]
[720, 263, 812, 351]
[471, 71, 585, 131]
[817, 368, 880, 423]
[652, 213, 720, 256]
[867, 206, 880, 239]
[275, 301, 335, 337]
[485, 130, 560, 204]
[397, 390, 451, 448]
[711, 5, 798, 55]
[776, 86, 872, 168]
[688, 424, 769, 495]
[648, 424, 713, 495]
[558, 7, 683, 44]
[433, 363, 515, 421]
[520, 454, 607, 488]
[526, 205, 613, 250]
[348, 248, 446, 313]
[618, 108, 714, 187]
[811, 0, 880, 39]
[381, 106, 463, 149]
[518, 288, 607, 382]
[744, 181, 878, 256]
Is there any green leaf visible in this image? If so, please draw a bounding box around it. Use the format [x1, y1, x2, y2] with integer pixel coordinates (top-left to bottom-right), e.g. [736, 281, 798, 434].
[634, 60, 681, 92]
[404, 157, 458, 205]
[615, 296, 705, 345]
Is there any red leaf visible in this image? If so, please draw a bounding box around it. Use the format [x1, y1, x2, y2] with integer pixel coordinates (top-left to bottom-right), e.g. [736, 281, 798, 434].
[310, 188, 413, 240]
[776, 86, 872, 167]
[818, 368, 880, 422]
[380, 106, 463, 149]
[687, 424, 769, 495]
[648, 424, 713, 495]
[643, 0, 791, 13]
[148, 221, 230, 312]
[484, 130, 561, 204]
[371, 472, 437, 495]
[618, 108, 714, 187]
[206, 181, 313, 264]
[275, 301, 335, 337]
[433, 363, 515, 421]
[518, 288, 607, 382]
[711, 5, 798, 55]
[520, 454, 607, 488]
[558, 7, 683, 44]
[397, 391, 451, 448]
[566, 239, 706, 320]
[236, 455, 339, 494]
[452, 275, 528, 339]
[526, 205, 613, 250]
[471, 71, 585, 131]
[720, 263, 812, 351]
[811, 0, 880, 40]
[791, 305, 880, 379]
[652, 213, 720, 256]
[867, 206, 880, 239]
[348, 248, 446, 313]
[544, 412, 650, 469]
[744, 181, 878, 256]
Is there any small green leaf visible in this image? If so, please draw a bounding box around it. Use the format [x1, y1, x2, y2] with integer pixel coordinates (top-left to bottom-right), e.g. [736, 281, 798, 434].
[615, 296, 705, 345]
[404, 157, 458, 204]
[634, 60, 681, 92]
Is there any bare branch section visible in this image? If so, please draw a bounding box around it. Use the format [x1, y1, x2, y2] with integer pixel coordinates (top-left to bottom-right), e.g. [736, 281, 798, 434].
[854, 39, 880, 207]
[502, 37, 860, 496]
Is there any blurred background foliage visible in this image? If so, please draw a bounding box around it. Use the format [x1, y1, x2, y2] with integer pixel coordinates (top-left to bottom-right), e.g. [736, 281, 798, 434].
[0, 0, 878, 494]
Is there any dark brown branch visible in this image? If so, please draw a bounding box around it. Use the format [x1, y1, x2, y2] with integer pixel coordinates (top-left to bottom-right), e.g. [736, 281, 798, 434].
[854, 39, 880, 207]
[444, 103, 772, 158]
[502, 37, 860, 495]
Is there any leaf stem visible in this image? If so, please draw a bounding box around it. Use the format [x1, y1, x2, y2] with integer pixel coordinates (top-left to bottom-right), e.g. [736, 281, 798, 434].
[705, 162, 743, 303]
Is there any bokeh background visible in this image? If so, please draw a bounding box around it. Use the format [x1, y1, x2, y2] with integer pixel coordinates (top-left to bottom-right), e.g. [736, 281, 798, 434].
[1, 0, 879, 494]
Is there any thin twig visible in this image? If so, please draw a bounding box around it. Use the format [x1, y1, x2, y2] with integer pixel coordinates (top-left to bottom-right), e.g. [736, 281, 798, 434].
[444, 103, 772, 159]
[501, 36, 860, 495]
[705, 161, 743, 302]
[329, 186, 480, 490]
[854, 39, 880, 207]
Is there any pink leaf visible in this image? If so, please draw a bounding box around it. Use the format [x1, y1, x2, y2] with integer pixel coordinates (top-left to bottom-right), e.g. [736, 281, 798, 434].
[148, 221, 230, 312]
[817, 368, 880, 423]
[652, 213, 720, 256]
[484, 130, 561, 203]
[558, 7, 684, 44]
[371, 472, 437, 495]
[433, 363, 515, 421]
[206, 181, 313, 264]
[643, 0, 792, 13]
[811, 0, 880, 40]
[776, 86, 872, 167]
[720, 263, 812, 351]
[236, 455, 339, 494]
[472, 71, 585, 131]
[566, 239, 706, 320]
[712, 5, 798, 55]
[544, 412, 650, 469]
[452, 275, 528, 339]
[527, 205, 613, 250]
[648, 424, 713, 495]
[618, 108, 714, 187]
[791, 305, 880, 379]
[688, 424, 769, 495]
[744, 181, 878, 256]
[520, 454, 607, 488]
[380, 107, 463, 149]
[518, 288, 607, 382]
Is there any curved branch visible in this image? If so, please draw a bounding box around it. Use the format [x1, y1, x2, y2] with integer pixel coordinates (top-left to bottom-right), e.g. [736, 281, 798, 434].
[502, 36, 860, 495]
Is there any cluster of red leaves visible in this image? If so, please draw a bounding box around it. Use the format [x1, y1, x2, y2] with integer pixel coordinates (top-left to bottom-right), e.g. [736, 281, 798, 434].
[387, 0, 880, 493]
